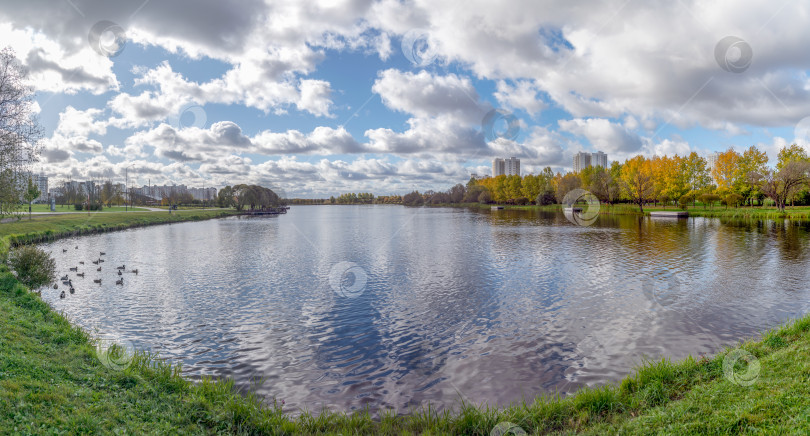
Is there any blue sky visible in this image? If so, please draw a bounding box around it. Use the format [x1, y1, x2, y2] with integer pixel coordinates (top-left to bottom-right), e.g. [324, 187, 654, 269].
[2, 0, 809, 197]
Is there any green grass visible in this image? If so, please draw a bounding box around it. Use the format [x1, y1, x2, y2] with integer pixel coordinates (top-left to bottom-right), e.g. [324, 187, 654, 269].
[17, 204, 149, 213]
[2, 211, 810, 433]
[0, 209, 238, 245]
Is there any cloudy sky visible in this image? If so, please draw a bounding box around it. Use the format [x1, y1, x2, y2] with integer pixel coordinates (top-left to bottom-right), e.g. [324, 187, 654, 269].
[2, 0, 810, 197]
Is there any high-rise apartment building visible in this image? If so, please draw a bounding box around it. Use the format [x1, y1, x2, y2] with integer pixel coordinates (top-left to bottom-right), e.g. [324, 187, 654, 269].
[493, 157, 520, 176]
[573, 151, 609, 172]
[591, 151, 608, 169]
[493, 158, 505, 176]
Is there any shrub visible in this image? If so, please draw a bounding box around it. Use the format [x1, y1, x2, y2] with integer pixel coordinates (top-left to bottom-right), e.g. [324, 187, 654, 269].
[8, 245, 56, 290]
[87, 203, 103, 211]
[678, 194, 691, 210]
[724, 194, 744, 208]
[74, 203, 84, 211]
[536, 192, 556, 205]
[515, 197, 529, 205]
[698, 193, 721, 210]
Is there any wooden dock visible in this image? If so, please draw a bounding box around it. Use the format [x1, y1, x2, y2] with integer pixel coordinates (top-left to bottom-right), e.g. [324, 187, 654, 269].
[650, 211, 688, 218]
[240, 206, 289, 216]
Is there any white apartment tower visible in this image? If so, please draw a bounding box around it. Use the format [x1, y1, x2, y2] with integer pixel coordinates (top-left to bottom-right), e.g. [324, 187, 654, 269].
[574, 151, 608, 172]
[493, 157, 520, 177]
[493, 158, 505, 176]
[707, 152, 720, 185]
[591, 151, 608, 169]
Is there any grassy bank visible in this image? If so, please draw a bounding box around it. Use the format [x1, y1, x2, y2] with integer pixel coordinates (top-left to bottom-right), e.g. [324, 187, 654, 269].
[0, 209, 238, 246]
[2, 212, 810, 433]
[16, 204, 149, 213]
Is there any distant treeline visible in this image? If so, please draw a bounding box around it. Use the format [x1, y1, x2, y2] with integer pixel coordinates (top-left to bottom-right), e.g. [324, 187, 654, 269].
[217, 184, 286, 210]
[291, 144, 810, 213]
[288, 193, 402, 205]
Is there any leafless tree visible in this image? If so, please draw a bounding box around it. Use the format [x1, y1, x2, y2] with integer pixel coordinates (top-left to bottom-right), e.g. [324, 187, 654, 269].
[754, 161, 810, 212]
[0, 47, 42, 217]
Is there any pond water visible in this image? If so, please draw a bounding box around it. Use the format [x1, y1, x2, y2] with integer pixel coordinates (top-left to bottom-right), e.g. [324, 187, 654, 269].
[40, 206, 810, 414]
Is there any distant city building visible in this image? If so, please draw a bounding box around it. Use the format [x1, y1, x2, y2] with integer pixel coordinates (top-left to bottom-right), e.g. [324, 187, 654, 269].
[188, 187, 217, 200]
[591, 151, 608, 169]
[492, 158, 504, 176]
[573, 151, 609, 173]
[707, 152, 720, 185]
[40, 177, 222, 203]
[16, 173, 48, 203]
[492, 157, 520, 176]
[33, 174, 48, 203]
[130, 184, 216, 201]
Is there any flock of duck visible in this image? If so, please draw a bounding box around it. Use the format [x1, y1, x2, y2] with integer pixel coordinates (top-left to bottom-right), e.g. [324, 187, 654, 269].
[56, 245, 139, 298]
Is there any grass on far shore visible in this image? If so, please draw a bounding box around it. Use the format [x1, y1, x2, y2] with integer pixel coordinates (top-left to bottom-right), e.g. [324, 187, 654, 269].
[19, 204, 149, 213]
[2, 207, 810, 434]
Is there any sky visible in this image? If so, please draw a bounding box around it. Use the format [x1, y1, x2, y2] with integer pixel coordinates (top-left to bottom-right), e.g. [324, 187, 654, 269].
[2, 0, 810, 198]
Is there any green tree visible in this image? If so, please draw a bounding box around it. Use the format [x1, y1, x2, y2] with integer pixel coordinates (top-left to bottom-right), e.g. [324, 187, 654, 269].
[504, 175, 523, 200]
[776, 143, 809, 170]
[217, 185, 234, 208]
[734, 145, 768, 205]
[682, 152, 710, 205]
[23, 176, 40, 220]
[520, 175, 541, 201]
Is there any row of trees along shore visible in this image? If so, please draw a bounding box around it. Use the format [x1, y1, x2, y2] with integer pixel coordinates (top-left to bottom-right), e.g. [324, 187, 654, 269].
[216, 184, 286, 210]
[297, 144, 810, 213]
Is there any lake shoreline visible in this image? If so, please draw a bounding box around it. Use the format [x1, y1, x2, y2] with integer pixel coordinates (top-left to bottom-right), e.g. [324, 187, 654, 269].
[428, 202, 810, 221]
[1, 210, 809, 433]
[0, 209, 240, 247]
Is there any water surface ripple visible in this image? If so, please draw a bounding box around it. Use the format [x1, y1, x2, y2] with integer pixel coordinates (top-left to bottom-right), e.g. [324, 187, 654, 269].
[41, 206, 810, 414]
